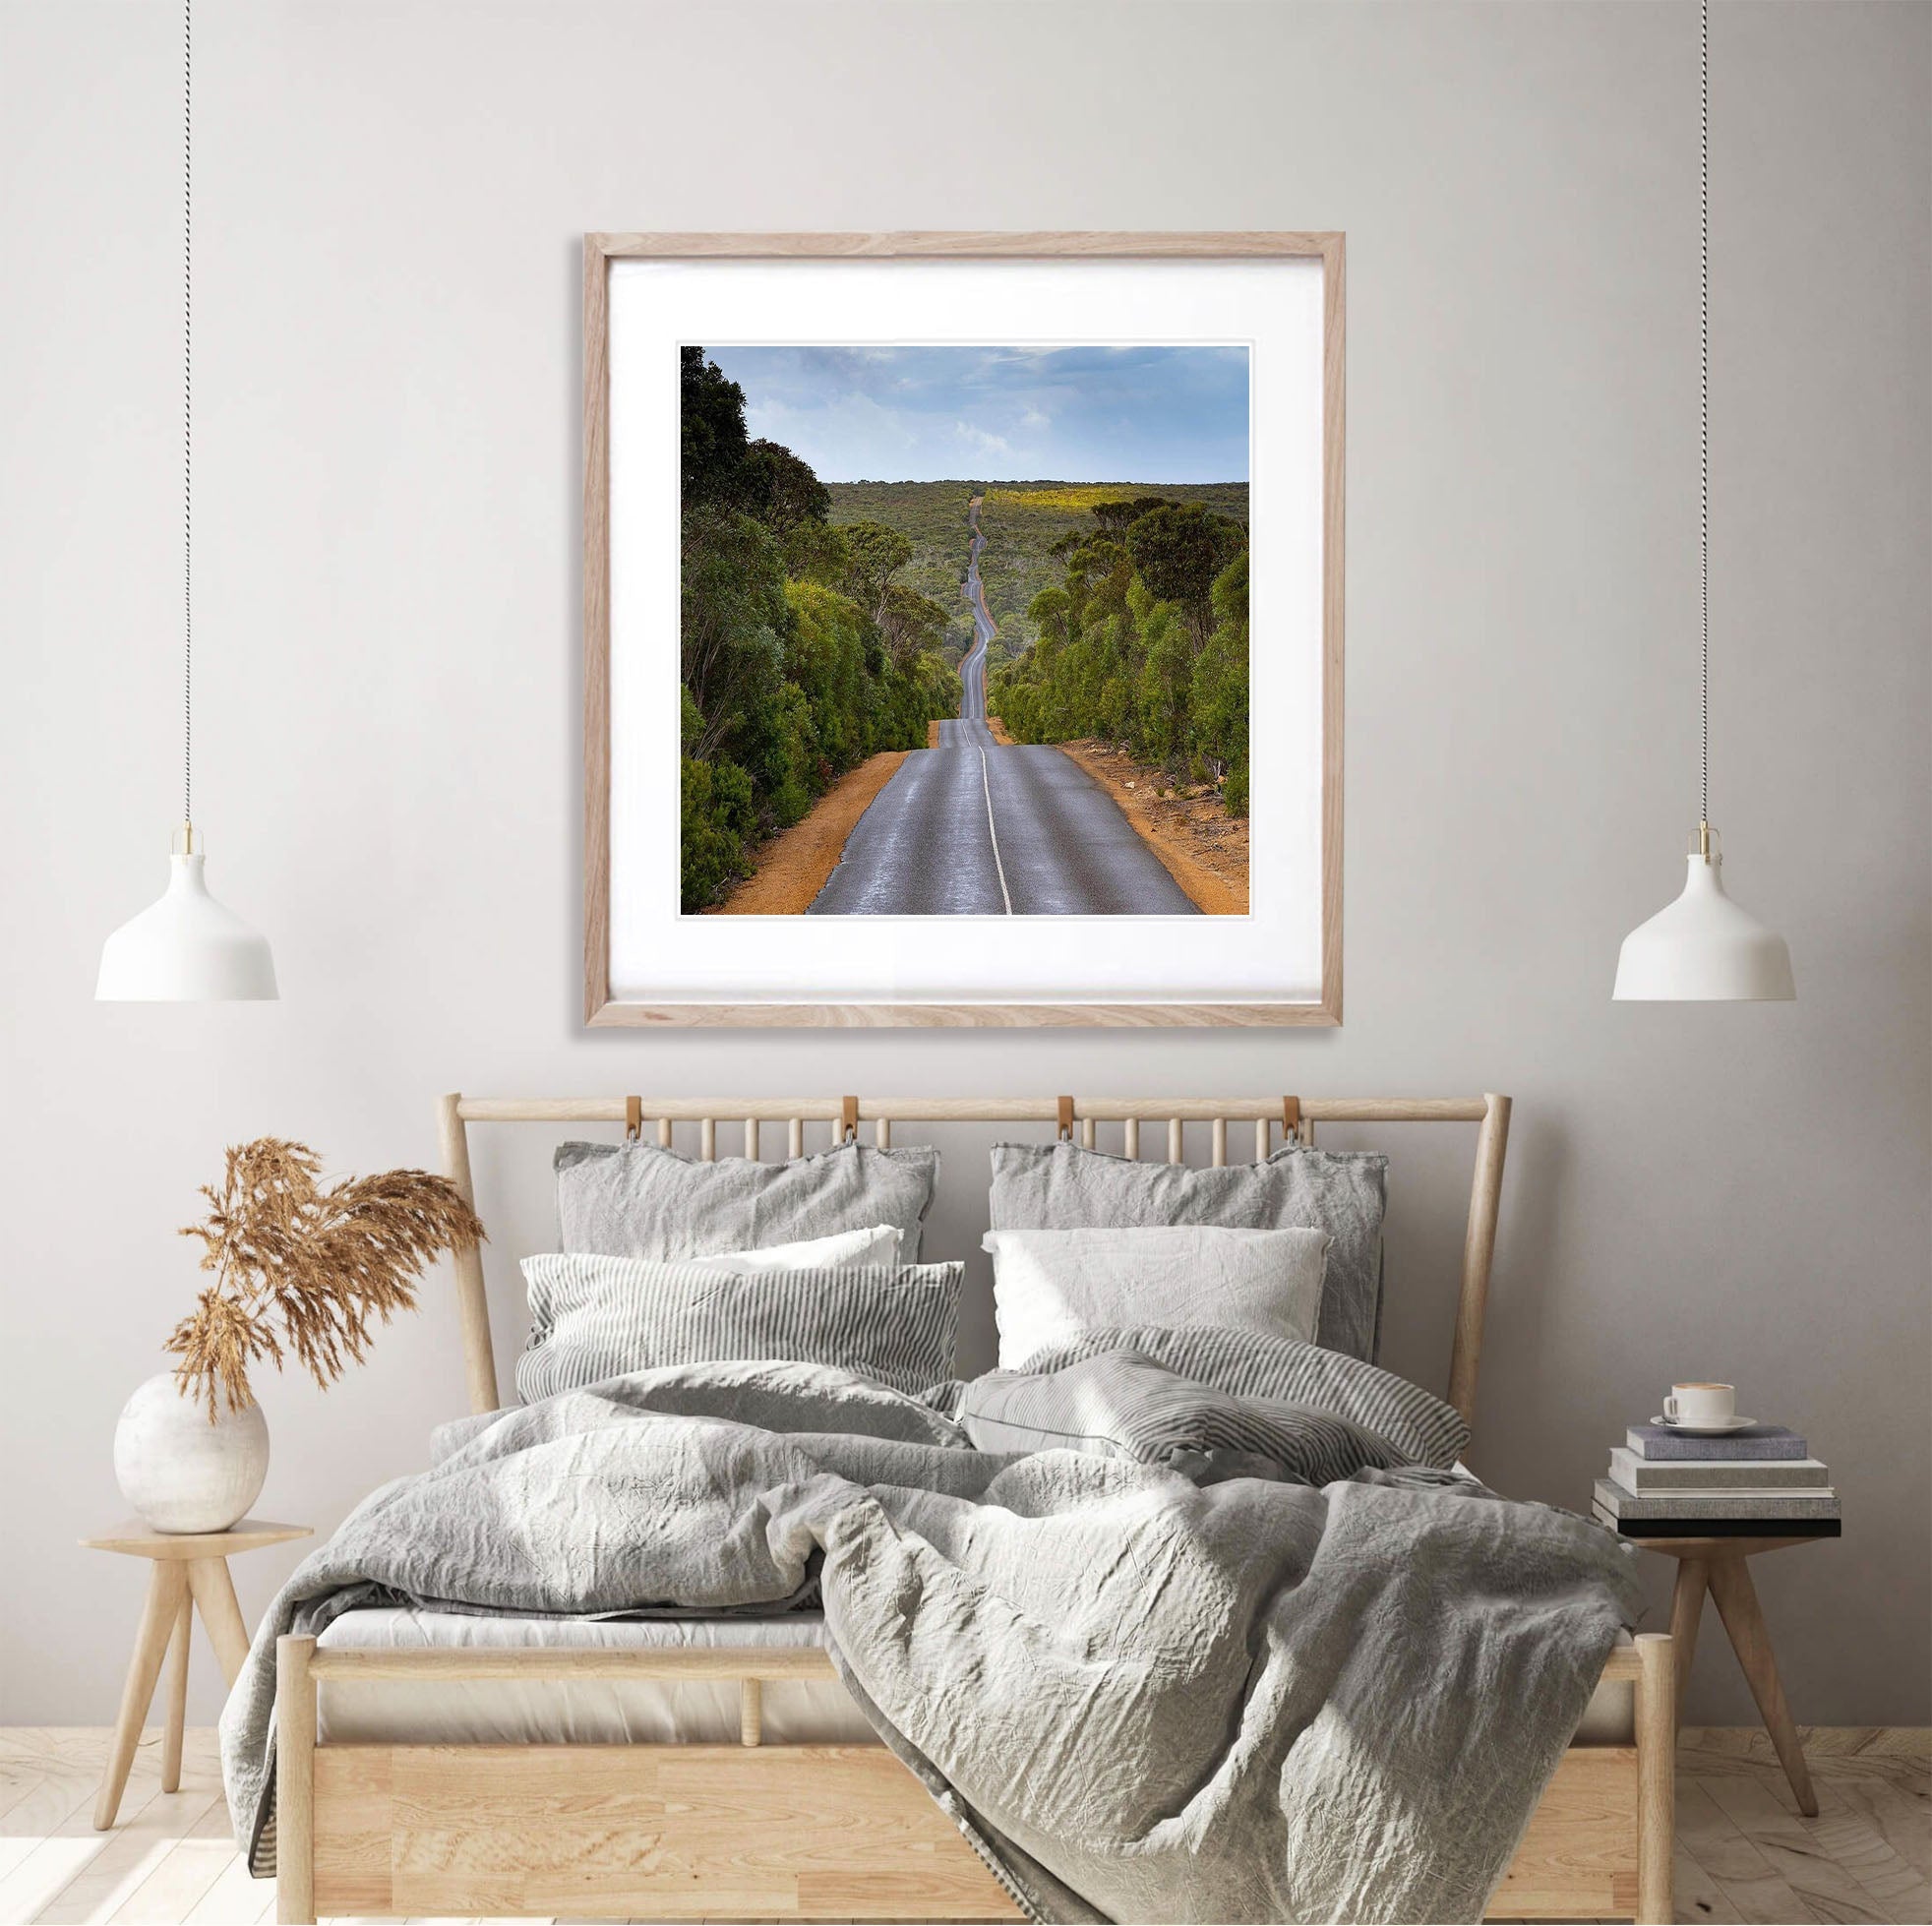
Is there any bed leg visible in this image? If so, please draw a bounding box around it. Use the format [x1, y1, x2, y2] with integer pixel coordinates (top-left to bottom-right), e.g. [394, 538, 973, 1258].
[741, 1676, 762, 1746]
[276, 1635, 317, 1925]
[1634, 1631, 1675, 1925]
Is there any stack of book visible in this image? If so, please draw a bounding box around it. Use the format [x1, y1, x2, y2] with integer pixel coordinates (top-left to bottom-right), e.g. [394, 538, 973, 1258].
[1595, 1424, 1841, 1537]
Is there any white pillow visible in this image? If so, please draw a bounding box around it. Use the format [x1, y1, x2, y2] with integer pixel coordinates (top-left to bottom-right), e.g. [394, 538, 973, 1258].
[983, 1225, 1330, 1369]
[693, 1224, 901, 1271]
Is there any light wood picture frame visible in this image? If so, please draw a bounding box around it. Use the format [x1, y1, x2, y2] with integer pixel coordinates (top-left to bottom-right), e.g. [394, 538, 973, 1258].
[583, 232, 1345, 1027]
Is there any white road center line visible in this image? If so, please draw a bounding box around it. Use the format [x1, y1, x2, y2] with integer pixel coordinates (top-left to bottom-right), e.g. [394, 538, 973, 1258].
[978, 746, 1013, 916]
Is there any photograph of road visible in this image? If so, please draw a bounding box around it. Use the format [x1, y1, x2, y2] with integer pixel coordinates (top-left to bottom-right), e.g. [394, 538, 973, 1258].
[678, 342, 1251, 916]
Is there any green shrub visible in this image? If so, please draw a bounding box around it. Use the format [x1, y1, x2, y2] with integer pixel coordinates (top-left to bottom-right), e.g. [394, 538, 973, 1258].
[680, 752, 755, 911]
[975, 501, 1249, 803]
[1193, 552, 1249, 817]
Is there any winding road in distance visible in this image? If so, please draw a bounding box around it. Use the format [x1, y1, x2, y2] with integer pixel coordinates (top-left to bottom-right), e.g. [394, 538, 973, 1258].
[808, 497, 1197, 916]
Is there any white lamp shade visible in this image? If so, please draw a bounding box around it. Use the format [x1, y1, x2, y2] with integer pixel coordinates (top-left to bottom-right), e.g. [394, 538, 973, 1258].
[1612, 853, 1794, 1001]
[96, 852, 278, 1001]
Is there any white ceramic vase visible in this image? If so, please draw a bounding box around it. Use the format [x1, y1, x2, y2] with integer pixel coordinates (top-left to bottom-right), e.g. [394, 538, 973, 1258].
[113, 1372, 269, 1534]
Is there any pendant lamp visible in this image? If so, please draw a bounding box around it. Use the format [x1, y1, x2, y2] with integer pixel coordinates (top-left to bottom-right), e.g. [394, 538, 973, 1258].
[1613, 0, 1793, 1003]
[97, 0, 277, 1002]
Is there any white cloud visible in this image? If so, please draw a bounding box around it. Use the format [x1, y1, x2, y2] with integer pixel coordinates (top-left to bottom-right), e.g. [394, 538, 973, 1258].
[953, 421, 1012, 457]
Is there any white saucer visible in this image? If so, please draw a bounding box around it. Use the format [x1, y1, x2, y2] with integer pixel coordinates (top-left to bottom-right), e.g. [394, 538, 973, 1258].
[1651, 1414, 1757, 1435]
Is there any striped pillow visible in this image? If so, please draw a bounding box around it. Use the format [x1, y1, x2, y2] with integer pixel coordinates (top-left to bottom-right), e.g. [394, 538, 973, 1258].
[516, 1254, 962, 1404]
[1004, 1325, 1470, 1470]
[954, 1350, 1423, 1487]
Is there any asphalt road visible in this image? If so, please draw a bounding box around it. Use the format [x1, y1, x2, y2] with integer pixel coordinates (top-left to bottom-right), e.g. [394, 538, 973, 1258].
[809, 500, 1197, 916]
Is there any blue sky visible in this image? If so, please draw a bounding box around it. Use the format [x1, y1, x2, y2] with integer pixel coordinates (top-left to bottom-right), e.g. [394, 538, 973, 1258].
[701, 344, 1249, 485]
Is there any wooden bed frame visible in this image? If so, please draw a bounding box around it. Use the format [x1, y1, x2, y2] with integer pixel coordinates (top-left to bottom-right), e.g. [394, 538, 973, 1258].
[273, 1092, 1674, 1924]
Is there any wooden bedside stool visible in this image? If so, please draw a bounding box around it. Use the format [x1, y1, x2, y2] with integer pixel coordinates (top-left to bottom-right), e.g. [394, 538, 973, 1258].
[83, 1515, 311, 1830]
[1626, 1531, 1831, 1817]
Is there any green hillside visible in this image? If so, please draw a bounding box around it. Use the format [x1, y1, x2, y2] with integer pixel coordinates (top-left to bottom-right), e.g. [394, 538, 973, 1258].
[823, 479, 1249, 664]
[825, 482, 979, 657]
[976, 483, 1248, 659]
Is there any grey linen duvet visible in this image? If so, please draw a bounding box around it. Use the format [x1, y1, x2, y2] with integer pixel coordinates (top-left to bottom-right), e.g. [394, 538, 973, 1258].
[220, 1346, 1639, 1924]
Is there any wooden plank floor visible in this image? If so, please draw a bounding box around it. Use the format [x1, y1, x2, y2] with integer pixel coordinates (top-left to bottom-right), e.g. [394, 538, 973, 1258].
[2, 1726, 1924, 1924]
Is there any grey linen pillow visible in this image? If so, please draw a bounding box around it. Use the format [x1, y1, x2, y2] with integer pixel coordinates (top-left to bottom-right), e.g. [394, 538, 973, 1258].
[989, 1140, 1388, 1360]
[517, 1255, 963, 1403]
[557, 1139, 938, 1265]
[969, 1325, 1469, 1471]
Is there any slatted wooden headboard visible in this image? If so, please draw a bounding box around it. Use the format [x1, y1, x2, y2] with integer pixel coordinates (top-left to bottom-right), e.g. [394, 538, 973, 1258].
[437, 1093, 1511, 1428]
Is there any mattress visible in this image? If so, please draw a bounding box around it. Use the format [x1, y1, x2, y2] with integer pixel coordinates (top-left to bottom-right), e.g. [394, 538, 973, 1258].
[314, 1606, 1636, 1747]
[315, 1608, 875, 1745]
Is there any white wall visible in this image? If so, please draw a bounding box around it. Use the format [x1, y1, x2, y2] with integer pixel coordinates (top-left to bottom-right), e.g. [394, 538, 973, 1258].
[0, 0, 1925, 1729]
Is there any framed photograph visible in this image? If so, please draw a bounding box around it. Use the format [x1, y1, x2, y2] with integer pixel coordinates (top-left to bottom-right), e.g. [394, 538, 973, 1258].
[584, 232, 1342, 1026]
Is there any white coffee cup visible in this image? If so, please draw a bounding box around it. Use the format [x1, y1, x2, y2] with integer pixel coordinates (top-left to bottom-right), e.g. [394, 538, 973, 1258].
[1664, 1382, 1736, 1427]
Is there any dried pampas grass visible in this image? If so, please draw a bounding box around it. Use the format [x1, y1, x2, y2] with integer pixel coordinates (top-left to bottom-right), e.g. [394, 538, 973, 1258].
[168, 1138, 486, 1417]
